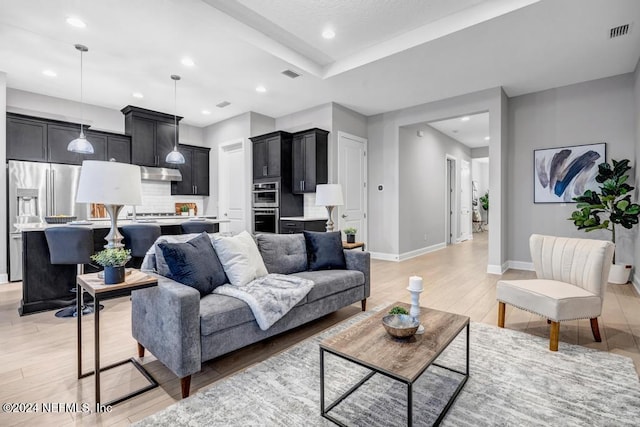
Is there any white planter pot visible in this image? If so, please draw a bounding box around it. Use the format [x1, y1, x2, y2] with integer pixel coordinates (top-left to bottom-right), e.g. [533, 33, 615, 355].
[609, 264, 632, 284]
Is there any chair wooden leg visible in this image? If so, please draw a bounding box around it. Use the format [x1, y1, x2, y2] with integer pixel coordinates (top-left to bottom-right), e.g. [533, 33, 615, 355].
[590, 318, 602, 342]
[137, 342, 145, 358]
[181, 375, 191, 398]
[497, 302, 506, 328]
[549, 321, 560, 351]
[361, 299, 367, 312]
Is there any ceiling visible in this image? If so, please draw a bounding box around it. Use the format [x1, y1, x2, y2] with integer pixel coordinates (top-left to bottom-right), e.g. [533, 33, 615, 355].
[0, 0, 639, 128]
[429, 112, 490, 148]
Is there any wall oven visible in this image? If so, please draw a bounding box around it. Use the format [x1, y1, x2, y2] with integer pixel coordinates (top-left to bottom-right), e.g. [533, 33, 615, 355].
[253, 208, 279, 234]
[252, 182, 279, 208]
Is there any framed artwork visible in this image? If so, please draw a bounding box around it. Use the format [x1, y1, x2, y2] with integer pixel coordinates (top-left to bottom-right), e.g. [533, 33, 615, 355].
[533, 143, 606, 203]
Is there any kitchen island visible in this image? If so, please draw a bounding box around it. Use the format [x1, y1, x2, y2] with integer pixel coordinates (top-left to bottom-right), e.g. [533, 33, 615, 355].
[18, 217, 229, 316]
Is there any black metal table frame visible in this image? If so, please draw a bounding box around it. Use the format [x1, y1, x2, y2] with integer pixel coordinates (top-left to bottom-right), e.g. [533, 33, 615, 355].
[77, 279, 159, 407]
[320, 323, 469, 427]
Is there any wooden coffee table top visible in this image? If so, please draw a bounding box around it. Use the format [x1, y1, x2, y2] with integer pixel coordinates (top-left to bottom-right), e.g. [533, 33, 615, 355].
[321, 302, 469, 383]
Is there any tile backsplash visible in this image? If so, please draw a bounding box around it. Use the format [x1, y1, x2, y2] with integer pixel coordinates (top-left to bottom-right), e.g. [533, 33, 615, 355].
[304, 193, 328, 218]
[119, 180, 204, 217]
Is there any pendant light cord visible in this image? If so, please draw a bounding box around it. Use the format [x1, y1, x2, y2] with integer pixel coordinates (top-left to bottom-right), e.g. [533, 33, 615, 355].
[174, 77, 177, 150]
[79, 48, 84, 135]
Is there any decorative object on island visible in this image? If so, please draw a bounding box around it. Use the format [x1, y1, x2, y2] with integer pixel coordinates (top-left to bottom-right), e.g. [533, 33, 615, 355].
[90, 248, 131, 284]
[67, 44, 94, 154]
[165, 74, 186, 165]
[315, 184, 343, 232]
[181, 204, 189, 216]
[343, 227, 357, 243]
[569, 158, 640, 284]
[407, 276, 425, 334]
[534, 143, 606, 203]
[76, 160, 143, 248]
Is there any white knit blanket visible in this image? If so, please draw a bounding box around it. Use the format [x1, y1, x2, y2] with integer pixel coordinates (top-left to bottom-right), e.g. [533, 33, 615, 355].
[213, 274, 314, 330]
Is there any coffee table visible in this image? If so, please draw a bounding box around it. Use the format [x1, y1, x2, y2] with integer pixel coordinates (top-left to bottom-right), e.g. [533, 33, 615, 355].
[320, 302, 469, 426]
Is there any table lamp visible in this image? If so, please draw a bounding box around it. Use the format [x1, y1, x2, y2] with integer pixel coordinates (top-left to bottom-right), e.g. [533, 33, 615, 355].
[76, 160, 143, 248]
[315, 184, 344, 232]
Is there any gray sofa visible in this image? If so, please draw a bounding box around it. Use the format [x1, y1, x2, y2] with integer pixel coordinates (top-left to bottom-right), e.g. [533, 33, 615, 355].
[131, 233, 370, 398]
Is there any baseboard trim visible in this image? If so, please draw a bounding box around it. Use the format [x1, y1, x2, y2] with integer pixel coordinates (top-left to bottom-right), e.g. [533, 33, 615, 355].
[0, 273, 8, 284]
[633, 272, 640, 295]
[369, 252, 400, 262]
[370, 242, 447, 262]
[487, 262, 508, 275]
[507, 260, 534, 271]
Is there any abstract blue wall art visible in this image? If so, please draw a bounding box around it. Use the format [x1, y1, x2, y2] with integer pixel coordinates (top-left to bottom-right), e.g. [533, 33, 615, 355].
[534, 143, 606, 203]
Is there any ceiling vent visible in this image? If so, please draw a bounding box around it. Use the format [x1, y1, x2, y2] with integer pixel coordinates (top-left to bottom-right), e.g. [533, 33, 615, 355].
[281, 69, 301, 79]
[609, 24, 630, 39]
[216, 101, 231, 108]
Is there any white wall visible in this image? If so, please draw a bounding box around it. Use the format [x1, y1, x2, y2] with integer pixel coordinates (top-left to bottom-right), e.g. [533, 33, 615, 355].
[0, 73, 7, 282]
[634, 61, 640, 289]
[507, 74, 637, 265]
[398, 124, 471, 254]
[366, 87, 506, 271]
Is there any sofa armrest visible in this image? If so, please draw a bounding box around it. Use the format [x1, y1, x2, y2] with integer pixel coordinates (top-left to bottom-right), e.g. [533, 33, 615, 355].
[131, 273, 202, 378]
[344, 250, 371, 298]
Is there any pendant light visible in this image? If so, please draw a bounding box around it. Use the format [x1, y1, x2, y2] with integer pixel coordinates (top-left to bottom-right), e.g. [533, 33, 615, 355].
[165, 74, 185, 165]
[67, 44, 94, 154]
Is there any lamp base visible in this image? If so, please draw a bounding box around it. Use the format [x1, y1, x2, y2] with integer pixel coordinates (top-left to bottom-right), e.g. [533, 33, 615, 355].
[104, 204, 125, 248]
[325, 206, 335, 232]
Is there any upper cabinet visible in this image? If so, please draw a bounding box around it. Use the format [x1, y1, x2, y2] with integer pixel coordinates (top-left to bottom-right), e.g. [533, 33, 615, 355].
[6, 113, 130, 165]
[291, 128, 329, 193]
[250, 131, 293, 182]
[121, 105, 182, 168]
[171, 144, 210, 196]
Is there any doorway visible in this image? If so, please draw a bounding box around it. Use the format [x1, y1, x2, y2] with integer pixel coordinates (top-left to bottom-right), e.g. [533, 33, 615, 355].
[218, 140, 246, 234]
[337, 132, 368, 245]
[445, 156, 456, 245]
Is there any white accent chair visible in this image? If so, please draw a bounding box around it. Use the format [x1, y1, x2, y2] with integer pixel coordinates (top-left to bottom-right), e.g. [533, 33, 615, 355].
[496, 234, 614, 351]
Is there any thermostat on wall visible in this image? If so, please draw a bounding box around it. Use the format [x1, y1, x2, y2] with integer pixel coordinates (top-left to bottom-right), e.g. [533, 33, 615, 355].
[378, 185, 384, 191]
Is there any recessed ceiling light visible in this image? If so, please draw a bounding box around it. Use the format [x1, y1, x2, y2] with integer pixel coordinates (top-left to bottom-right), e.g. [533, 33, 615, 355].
[322, 29, 335, 39]
[181, 57, 195, 67]
[256, 85, 266, 93]
[461, 116, 470, 122]
[201, 110, 211, 115]
[42, 69, 57, 77]
[66, 17, 86, 28]
[484, 136, 490, 141]
[132, 92, 144, 99]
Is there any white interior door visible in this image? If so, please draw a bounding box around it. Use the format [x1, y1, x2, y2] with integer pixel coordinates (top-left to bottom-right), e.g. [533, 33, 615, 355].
[337, 132, 367, 244]
[460, 160, 471, 241]
[218, 141, 245, 234]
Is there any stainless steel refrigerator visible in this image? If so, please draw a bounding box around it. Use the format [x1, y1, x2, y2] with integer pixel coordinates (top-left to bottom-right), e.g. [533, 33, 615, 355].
[7, 160, 89, 281]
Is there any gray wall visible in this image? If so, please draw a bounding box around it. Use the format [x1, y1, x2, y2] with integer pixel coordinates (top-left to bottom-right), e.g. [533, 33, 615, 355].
[507, 74, 637, 264]
[0, 73, 6, 282]
[398, 124, 471, 253]
[471, 146, 489, 158]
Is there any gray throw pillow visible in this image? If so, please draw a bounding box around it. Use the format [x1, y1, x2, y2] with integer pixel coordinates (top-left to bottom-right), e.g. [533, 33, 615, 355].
[303, 231, 346, 271]
[158, 232, 228, 296]
[255, 233, 307, 274]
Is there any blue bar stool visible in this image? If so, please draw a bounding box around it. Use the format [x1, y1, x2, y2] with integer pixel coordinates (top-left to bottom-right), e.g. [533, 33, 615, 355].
[45, 226, 100, 318]
[181, 221, 215, 234]
[121, 224, 162, 269]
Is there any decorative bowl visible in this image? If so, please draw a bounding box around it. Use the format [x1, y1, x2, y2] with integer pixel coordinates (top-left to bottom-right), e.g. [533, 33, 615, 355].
[44, 215, 77, 224]
[382, 314, 420, 339]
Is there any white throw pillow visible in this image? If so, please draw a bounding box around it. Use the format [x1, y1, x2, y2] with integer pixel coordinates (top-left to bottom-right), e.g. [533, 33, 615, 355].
[212, 231, 268, 286]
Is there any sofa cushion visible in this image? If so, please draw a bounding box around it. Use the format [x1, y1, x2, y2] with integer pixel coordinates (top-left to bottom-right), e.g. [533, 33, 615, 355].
[303, 231, 346, 271]
[158, 232, 228, 296]
[256, 233, 307, 274]
[212, 231, 268, 286]
[291, 270, 364, 303]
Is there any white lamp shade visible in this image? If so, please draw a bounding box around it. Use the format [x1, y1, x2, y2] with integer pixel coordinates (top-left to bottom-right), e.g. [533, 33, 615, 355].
[315, 184, 344, 206]
[76, 160, 143, 205]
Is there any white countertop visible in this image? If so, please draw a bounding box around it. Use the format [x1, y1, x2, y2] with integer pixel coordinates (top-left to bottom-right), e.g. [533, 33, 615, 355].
[16, 217, 230, 232]
[280, 217, 327, 221]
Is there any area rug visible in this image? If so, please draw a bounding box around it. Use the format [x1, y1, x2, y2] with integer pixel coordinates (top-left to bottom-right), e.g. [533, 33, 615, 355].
[136, 310, 640, 426]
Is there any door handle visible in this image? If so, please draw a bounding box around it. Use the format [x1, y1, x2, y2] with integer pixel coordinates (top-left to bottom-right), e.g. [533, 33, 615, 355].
[263, 165, 267, 176]
[341, 214, 348, 218]
[195, 185, 198, 194]
[51, 169, 56, 215]
[224, 213, 228, 217]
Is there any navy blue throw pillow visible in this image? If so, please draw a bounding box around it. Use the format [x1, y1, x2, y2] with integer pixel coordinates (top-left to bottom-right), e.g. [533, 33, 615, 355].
[158, 232, 227, 296]
[303, 231, 346, 271]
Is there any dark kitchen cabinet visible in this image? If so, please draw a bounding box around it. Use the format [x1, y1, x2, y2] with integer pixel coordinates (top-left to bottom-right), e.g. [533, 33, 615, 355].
[292, 128, 328, 193]
[6, 115, 47, 162]
[122, 105, 181, 168]
[250, 131, 292, 181]
[171, 144, 210, 196]
[105, 134, 132, 163]
[279, 219, 326, 234]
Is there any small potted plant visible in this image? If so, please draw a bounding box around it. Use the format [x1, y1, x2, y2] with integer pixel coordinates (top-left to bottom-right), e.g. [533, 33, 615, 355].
[569, 159, 640, 284]
[91, 248, 131, 285]
[343, 227, 357, 243]
[180, 204, 189, 216]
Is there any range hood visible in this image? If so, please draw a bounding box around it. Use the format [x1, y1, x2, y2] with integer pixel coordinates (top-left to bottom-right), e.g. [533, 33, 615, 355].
[140, 166, 182, 181]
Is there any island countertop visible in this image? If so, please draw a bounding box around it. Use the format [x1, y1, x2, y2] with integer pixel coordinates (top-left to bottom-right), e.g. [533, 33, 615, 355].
[17, 217, 229, 232]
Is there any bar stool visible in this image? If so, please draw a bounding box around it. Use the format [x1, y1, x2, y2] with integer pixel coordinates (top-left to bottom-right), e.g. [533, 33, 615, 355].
[181, 221, 215, 234]
[45, 226, 99, 318]
[121, 224, 162, 269]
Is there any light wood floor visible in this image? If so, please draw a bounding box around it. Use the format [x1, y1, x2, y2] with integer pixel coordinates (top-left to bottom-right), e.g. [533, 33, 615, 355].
[1, 231, 639, 426]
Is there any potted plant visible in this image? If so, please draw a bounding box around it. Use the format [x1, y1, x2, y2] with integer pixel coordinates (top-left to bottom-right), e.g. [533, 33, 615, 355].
[569, 159, 640, 284]
[91, 248, 131, 285]
[343, 227, 357, 243]
[180, 204, 189, 216]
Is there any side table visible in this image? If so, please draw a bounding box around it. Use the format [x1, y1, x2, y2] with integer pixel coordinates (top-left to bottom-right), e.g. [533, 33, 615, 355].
[342, 241, 365, 251]
[77, 269, 159, 406]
